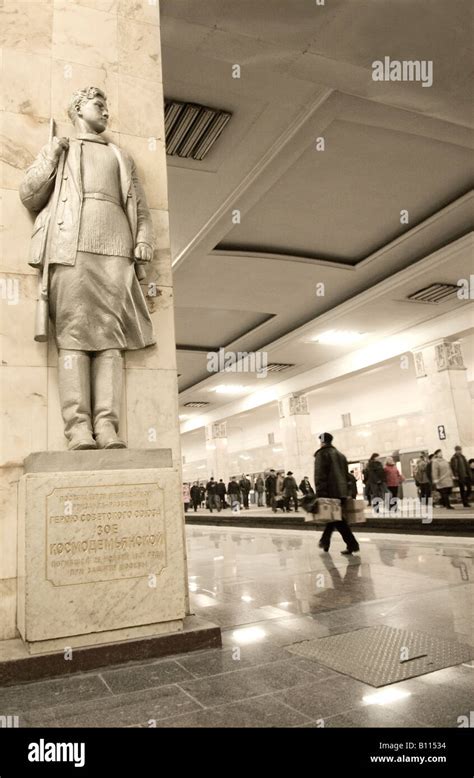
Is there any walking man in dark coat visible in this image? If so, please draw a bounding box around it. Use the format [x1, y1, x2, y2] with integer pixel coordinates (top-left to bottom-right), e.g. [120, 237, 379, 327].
[265, 469, 277, 507]
[255, 474, 265, 507]
[206, 477, 221, 512]
[190, 482, 201, 512]
[450, 446, 471, 507]
[239, 474, 251, 509]
[227, 478, 241, 509]
[314, 432, 360, 555]
[283, 471, 299, 512]
[216, 479, 227, 509]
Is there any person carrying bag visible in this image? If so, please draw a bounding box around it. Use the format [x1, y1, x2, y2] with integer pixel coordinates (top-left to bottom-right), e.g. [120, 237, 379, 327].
[312, 433, 360, 555]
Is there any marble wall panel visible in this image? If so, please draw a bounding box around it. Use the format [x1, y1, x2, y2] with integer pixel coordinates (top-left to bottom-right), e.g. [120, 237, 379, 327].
[1, 112, 51, 190]
[118, 133, 168, 209]
[52, 0, 118, 71]
[125, 285, 176, 370]
[118, 0, 160, 26]
[117, 73, 164, 139]
[117, 15, 162, 81]
[0, 578, 17, 640]
[66, 0, 118, 13]
[125, 368, 180, 460]
[1, 49, 52, 119]
[0, 366, 48, 467]
[0, 273, 47, 367]
[0, 187, 37, 275]
[0, 1, 53, 57]
[150, 208, 171, 250]
[0, 466, 22, 580]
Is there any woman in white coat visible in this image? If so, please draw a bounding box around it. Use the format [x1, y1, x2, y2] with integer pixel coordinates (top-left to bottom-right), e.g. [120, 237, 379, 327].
[432, 450, 454, 509]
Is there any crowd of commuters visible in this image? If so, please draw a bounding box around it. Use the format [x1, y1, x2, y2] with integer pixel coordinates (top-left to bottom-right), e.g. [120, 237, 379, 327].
[182, 471, 313, 513]
[183, 445, 473, 519]
[360, 446, 472, 510]
[412, 446, 473, 509]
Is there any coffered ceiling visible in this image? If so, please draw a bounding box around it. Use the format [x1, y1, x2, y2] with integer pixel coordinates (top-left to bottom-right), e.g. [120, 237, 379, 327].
[159, 0, 474, 418]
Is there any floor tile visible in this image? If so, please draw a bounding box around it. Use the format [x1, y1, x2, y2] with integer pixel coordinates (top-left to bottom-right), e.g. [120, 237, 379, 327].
[22, 684, 202, 728]
[101, 660, 195, 694]
[178, 658, 316, 707]
[0, 674, 110, 714]
[156, 695, 311, 728]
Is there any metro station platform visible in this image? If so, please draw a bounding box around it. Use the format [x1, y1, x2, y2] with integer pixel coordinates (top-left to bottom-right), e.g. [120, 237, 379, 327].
[1, 526, 472, 728]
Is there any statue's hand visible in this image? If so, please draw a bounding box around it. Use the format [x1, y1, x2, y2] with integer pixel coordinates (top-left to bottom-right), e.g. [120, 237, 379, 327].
[134, 243, 153, 262]
[46, 136, 69, 163]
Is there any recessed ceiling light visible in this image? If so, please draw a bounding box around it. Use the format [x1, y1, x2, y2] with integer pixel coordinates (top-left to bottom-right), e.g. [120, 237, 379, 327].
[311, 330, 364, 345]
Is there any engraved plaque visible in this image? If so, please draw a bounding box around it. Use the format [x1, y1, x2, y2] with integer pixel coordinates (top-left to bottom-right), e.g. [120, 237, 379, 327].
[18, 466, 186, 644]
[46, 483, 166, 586]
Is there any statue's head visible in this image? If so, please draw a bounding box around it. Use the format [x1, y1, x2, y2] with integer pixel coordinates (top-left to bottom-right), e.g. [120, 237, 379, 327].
[68, 86, 108, 133]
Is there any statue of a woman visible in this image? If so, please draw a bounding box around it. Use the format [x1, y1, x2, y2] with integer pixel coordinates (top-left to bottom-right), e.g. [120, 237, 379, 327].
[20, 87, 155, 450]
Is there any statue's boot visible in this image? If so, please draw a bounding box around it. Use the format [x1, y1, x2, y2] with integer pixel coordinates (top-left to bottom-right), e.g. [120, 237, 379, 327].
[92, 349, 127, 449]
[58, 349, 97, 450]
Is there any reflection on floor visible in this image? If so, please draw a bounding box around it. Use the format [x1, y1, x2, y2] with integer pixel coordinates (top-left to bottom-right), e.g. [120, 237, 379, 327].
[187, 505, 474, 519]
[3, 528, 473, 728]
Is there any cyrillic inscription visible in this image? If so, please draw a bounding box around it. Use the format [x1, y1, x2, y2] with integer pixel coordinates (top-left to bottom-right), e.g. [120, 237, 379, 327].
[46, 484, 166, 586]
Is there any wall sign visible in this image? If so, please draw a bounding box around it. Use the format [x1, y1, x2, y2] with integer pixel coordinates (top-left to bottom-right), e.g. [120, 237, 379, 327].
[437, 425, 446, 440]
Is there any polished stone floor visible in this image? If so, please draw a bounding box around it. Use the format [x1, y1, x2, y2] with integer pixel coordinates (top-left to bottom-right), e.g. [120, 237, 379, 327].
[2, 527, 473, 728]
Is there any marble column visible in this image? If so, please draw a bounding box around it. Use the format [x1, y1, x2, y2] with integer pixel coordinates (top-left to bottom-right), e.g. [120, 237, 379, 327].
[0, 0, 186, 640]
[205, 422, 230, 484]
[412, 340, 473, 455]
[278, 394, 315, 483]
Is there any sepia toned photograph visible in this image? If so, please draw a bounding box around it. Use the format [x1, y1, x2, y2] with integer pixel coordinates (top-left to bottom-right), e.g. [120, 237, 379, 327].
[0, 0, 473, 771]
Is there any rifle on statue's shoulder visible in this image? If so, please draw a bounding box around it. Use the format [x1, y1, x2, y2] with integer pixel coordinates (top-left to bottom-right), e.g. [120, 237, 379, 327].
[34, 118, 68, 342]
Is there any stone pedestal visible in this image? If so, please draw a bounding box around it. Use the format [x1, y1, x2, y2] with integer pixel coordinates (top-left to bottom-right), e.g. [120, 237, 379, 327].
[278, 394, 315, 482]
[17, 451, 188, 654]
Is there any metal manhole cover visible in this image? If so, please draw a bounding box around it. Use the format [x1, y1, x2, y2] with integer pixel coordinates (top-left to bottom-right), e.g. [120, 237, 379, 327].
[287, 625, 473, 686]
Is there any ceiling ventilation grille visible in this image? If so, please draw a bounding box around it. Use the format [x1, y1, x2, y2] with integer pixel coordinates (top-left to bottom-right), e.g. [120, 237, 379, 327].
[407, 283, 459, 304]
[183, 401, 210, 408]
[265, 363, 296, 373]
[165, 99, 232, 160]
